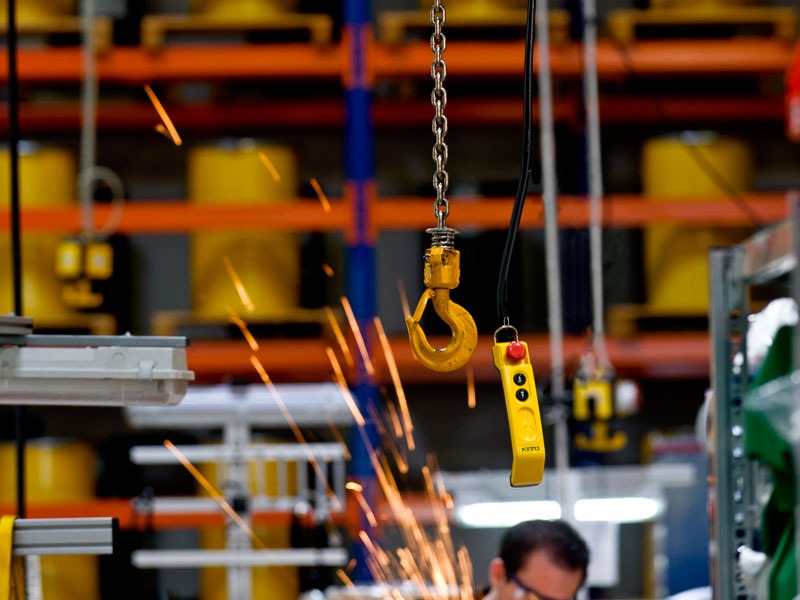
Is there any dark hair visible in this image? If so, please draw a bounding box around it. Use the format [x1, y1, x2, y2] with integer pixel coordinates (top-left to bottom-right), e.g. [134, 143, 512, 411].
[499, 520, 589, 581]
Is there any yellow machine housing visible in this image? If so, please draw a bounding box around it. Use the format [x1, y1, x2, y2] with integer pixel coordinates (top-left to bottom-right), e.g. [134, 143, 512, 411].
[493, 340, 545, 486]
[0, 145, 81, 324]
[572, 375, 627, 453]
[0, 440, 99, 600]
[643, 132, 753, 313]
[188, 140, 300, 321]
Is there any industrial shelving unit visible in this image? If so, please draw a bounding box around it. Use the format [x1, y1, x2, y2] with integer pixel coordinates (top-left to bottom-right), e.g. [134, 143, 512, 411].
[0, 28, 794, 384]
[0, 8, 796, 600]
[709, 199, 800, 599]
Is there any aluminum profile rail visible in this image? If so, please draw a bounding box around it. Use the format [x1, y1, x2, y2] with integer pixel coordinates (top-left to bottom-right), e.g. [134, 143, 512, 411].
[12, 518, 113, 556]
[131, 547, 348, 569]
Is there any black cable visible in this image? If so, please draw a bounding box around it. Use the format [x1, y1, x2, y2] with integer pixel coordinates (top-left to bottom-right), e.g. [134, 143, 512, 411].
[7, 0, 25, 519]
[496, 0, 536, 325]
[602, 25, 765, 229]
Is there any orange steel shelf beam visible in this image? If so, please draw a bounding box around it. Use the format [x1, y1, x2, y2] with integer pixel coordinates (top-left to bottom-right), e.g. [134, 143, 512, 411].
[0, 200, 350, 234]
[8, 100, 348, 132]
[187, 332, 711, 384]
[1, 95, 783, 132]
[0, 44, 345, 83]
[0, 194, 787, 234]
[376, 194, 788, 229]
[0, 40, 790, 83]
[373, 39, 794, 78]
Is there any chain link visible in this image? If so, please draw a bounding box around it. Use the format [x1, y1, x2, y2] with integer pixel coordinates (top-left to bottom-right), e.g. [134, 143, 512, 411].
[430, 0, 449, 227]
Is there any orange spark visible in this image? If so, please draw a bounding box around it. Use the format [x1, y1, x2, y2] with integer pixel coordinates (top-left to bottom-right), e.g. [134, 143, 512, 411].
[350, 486, 378, 528]
[163, 440, 265, 548]
[143, 84, 182, 146]
[310, 177, 331, 212]
[374, 317, 414, 451]
[324, 306, 354, 368]
[223, 256, 255, 313]
[397, 277, 411, 318]
[359, 531, 380, 562]
[386, 437, 409, 475]
[328, 420, 351, 460]
[326, 347, 365, 427]
[336, 569, 354, 586]
[228, 312, 259, 352]
[322, 263, 335, 277]
[154, 124, 171, 140]
[257, 151, 282, 182]
[386, 400, 404, 439]
[340, 297, 375, 376]
[442, 492, 454, 511]
[466, 365, 476, 409]
[249, 355, 342, 512]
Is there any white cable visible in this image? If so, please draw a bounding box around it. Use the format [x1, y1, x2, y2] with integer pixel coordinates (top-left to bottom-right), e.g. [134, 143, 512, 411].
[80, 165, 126, 239]
[582, 0, 611, 374]
[79, 0, 98, 238]
[535, 0, 570, 517]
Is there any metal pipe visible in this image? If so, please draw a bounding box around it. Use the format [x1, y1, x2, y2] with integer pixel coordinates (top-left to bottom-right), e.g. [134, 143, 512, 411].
[80, 0, 98, 237]
[582, 0, 610, 372]
[535, 0, 569, 514]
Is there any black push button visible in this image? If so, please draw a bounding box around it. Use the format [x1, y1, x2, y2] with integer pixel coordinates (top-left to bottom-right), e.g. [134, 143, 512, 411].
[513, 373, 526, 386]
[516, 389, 529, 401]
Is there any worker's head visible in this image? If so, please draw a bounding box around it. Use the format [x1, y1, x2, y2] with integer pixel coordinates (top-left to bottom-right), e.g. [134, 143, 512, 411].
[487, 520, 589, 600]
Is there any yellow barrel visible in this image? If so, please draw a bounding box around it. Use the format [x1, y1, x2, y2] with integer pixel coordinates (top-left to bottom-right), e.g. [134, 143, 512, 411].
[418, 0, 525, 13]
[643, 132, 753, 312]
[199, 451, 299, 600]
[0, 0, 75, 25]
[188, 140, 301, 321]
[0, 144, 78, 323]
[191, 0, 299, 19]
[0, 439, 99, 600]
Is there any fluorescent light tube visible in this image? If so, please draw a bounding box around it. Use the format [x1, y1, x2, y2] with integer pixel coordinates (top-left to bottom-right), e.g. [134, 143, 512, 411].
[455, 501, 562, 528]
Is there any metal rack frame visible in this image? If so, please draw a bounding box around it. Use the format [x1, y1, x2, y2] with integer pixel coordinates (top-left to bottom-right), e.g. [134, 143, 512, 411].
[709, 196, 800, 599]
[125, 382, 354, 600]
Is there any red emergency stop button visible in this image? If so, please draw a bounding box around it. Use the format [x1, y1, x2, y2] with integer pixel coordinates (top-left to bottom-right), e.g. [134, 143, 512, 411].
[506, 341, 526, 362]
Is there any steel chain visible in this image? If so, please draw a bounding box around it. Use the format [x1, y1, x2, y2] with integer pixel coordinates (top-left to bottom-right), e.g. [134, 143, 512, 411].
[430, 0, 449, 227]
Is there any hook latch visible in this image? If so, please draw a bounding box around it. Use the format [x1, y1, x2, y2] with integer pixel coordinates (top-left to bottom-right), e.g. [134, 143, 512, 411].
[405, 246, 477, 372]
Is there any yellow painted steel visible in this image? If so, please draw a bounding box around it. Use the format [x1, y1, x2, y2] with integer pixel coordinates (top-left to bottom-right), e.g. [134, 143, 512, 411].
[191, 0, 299, 18]
[642, 133, 753, 312]
[0, 0, 75, 25]
[0, 145, 78, 322]
[199, 452, 299, 600]
[406, 246, 477, 372]
[188, 141, 300, 321]
[0, 516, 24, 600]
[0, 440, 99, 600]
[417, 0, 525, 13]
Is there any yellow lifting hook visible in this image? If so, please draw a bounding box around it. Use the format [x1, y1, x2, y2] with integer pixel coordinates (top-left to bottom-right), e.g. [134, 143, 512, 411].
[406, 245, 478, 372]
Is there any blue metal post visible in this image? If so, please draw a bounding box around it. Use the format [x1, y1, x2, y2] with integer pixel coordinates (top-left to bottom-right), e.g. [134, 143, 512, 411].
[343, 0, 379, 583]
